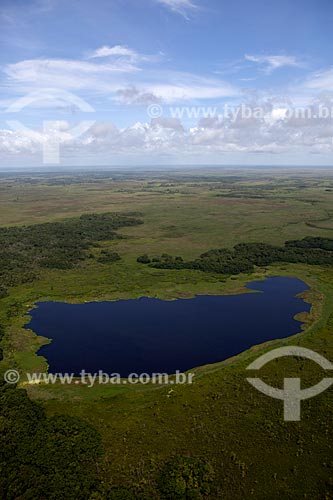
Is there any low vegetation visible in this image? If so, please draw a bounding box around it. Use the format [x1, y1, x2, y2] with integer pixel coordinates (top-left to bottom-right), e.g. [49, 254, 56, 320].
[1, 170, 333, 499]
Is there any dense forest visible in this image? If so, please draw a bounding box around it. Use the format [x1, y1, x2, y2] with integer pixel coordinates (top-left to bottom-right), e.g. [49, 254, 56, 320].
[0, 213, 142, 293]
[0, 381, 102, 500]
[137, 237, 333, 275]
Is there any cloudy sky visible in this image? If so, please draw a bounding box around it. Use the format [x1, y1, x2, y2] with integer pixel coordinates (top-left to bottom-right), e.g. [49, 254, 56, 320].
[0, 0, 332, 167]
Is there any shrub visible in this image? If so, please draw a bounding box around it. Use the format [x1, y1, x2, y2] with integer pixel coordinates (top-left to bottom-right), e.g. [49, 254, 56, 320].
[137, 254, 151, 264]
[0, 286, 9, 299]
[97, 251, 121, 264]
[157, 456, 215, 500]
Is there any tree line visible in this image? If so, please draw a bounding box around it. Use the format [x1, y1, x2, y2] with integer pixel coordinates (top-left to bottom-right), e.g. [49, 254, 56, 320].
[137, 237, 333, 275]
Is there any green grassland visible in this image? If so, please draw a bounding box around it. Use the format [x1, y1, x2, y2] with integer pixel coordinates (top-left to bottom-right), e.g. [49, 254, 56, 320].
[1, 168, 333, 499]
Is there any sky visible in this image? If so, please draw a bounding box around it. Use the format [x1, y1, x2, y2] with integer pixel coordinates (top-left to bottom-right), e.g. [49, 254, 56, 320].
[0, 0, 332, 167]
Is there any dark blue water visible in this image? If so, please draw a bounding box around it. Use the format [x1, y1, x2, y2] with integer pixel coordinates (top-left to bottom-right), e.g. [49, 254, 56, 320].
[25, 277, 310, 376]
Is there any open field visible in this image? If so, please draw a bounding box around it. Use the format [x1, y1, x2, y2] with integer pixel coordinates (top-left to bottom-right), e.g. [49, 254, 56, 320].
[1, 168, 333, 499]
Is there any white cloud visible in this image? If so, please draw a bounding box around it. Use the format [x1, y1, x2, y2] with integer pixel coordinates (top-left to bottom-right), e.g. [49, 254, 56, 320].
[131, 70, 238, 102]
[2, 58, 140, 93]
[2, 96, 333, 160]
[155, 0, 197, 18]
[304, 69, 333, 93]
[88, 45, 139, 60]
[143, 73, 237, 102]
[245, 54, 303, 73]
[0, 122, 72, 155]
[2, 57, 238, 102]
[2, 48, 333, 163]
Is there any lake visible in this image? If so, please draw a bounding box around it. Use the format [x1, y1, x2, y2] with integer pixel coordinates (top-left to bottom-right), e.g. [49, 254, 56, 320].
[25, 276, 310, 376]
